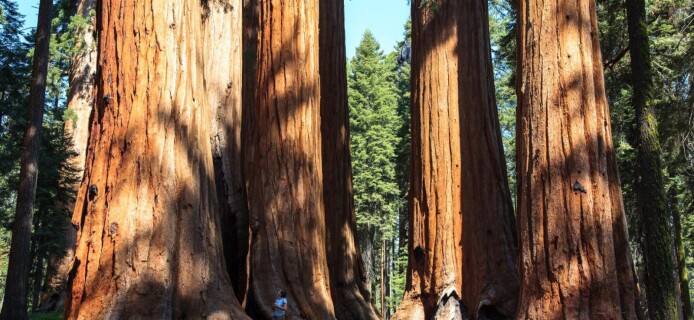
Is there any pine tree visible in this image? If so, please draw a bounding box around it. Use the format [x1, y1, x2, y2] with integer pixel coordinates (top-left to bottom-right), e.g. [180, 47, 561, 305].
[0, 2, 85, 312]
[1, 0, 53, 317]
[389, 19, 411, 317]
[489, 0, 518, 204]
[348, 30, 402, 313]
[30, 108, 79, 311]
[597, 0, 694, 313]
[626, 0, 679, 314]
[0, 7, 31, 278]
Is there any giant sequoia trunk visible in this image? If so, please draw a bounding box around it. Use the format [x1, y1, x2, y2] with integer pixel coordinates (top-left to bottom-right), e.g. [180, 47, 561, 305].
[393, 0, 519, 319]
[203, 0, 250, 304]
[0, 0, 52, 318]
[625, 0, 678, 317]
[319, 0, 380, 319]
[64, 0, 248, 318]
[38, 0, 96, 311]
[244, 0, 334, 319]
[515, 0, 642, 315]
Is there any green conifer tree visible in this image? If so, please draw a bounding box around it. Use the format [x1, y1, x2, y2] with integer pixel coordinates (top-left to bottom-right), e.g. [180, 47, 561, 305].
[388, 20, 411, 315]
[0, 0, 32, 296]
[348, 30, 402, 312]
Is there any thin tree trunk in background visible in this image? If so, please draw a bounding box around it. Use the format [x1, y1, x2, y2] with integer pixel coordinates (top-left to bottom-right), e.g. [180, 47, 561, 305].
[29, 239, 38, 309]
[0, 91, 5, 134]
[388, 242, 393, 318]
[626, 0, 678, 316]
[384, 240, 391, 319]
[244, 0, 334, 318]
[397, 208, 407, 262]
[671, 189, 692, 320]
[203, 0, 250, 305]
[381, 239, 386, 317]
[360, 225, 376, 301]
[319, 0, 380, 318]
[31, 242, 45, 311]
[515, 0, 642, 314]
[394, 0, 518, 318]
[52, 95, 59, 112]
[0, 0, 52, 318]
[38, 0, 95, 312]
[63, 0, 248, 318]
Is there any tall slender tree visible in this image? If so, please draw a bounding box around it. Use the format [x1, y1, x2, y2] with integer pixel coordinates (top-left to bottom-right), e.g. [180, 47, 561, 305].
[625, 0, 678, 316]
[0, 0, 53, 318]
[319, 1, 380, 319]
[394, 0, 519, 318]
[0, 0, 32, 139]
[670, 187, 692, 320]
[347, 31, 401, 311]
[515, 0, 642, 315]
[244, 0, 334, 318]
[390, 23, 412, 313]
[63, 0, 248, 317]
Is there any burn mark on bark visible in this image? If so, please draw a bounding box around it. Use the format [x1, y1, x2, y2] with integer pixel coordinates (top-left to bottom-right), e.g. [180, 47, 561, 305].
[414, 246, 425, 263]
[88, 185, 98, 199]
[477, 300, 507, 320]
[573, 181, 587, 194]
[109, 223, 118, 235]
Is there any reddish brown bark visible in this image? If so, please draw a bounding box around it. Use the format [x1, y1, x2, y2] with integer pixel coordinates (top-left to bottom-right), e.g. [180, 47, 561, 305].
[515, 0, 641, 315]
[203, 0, 251, 305]
[395, 3, 462, 317]
[64, 0, 248, 318]
[319, 0, 380, 319]
[244, 0, 334, 319]
[38, 0, 96, 312]
[394, 0, 519, 319]
[0, 0, 52, 318]
[457, 0, 520, 316]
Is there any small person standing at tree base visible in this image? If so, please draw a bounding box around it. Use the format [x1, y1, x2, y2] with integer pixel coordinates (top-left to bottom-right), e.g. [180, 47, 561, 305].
[272, 289, 288, 320]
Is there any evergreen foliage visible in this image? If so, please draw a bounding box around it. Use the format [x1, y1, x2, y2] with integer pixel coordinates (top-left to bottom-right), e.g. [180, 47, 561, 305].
[0, 0, 33, 296]
[0, 0, 79, 312]
[388, 19, 411, 315]
[597, 0, 694, 313]
[348, 30, 404, 315]
[489, 0, 517, 205]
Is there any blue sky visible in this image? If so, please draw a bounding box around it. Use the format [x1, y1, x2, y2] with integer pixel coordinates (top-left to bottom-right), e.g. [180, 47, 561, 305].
[345, 0, 410, 58]
[17, 1, 39, 30]
[16, 0, 410, 58]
